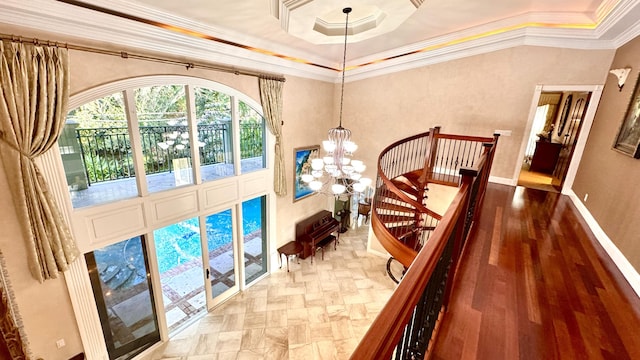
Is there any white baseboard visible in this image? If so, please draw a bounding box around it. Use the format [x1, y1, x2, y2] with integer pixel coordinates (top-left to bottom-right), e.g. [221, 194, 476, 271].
[367, 247, 390, 259]
[567, 190, 640, 298]
[489, 176, 516, 186]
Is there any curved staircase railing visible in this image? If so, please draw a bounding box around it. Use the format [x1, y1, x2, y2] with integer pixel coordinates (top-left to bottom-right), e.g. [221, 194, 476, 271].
[351, 127, 498, 359]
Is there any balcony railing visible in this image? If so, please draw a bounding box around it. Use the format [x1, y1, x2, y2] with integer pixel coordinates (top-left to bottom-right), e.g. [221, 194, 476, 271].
[351, 128, 498, 359]
[59, 123, 263, 185]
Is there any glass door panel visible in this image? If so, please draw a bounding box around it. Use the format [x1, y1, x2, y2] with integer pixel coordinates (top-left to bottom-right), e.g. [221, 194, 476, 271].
[153, 217, 206, 334]
[85, 236, 160, 360]
[242, 196, 267, 284]
[204, 209, 237, 303]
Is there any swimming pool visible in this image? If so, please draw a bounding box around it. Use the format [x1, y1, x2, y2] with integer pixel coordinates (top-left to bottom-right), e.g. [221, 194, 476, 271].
[153, 197, 263, 273]
[92, 197, 264, 286]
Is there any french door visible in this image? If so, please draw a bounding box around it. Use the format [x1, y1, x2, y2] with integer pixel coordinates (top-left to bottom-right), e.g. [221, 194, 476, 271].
[202, 208, 239, 307]
[151, 196, 267, 334]
[152, 209, 239, 334]
[85, 236, 161, 360]
[86, 196, 268, 359]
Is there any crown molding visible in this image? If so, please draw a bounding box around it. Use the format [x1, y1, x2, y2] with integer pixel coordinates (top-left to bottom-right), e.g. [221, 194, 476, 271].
[345, 30, 529, 82]
[597, 0, 634, 22]
[0, 0, 339, 81]
[612, 19, 640, 46]
[69, 0, 336, 65]
[344, 23, 618, 82]
[348, 10, 603, 70]
[1, 0, 638, 85]
[594, 0, 640, 37]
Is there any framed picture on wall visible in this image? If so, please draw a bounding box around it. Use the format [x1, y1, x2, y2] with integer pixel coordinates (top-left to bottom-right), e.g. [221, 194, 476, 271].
[614, 73, 640, 158]
[293, 145, 320, 202]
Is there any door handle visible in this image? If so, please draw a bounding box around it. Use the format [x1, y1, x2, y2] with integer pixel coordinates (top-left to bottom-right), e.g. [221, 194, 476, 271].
[206, 268, 210, 279]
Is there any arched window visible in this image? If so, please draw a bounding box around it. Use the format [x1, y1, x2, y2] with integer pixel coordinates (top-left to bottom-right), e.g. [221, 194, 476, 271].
[59, 79, 266, 208]
[45, 76, 273, 359]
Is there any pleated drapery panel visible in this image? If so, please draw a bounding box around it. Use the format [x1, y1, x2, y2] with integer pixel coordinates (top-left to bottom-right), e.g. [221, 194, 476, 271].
[0, 40, 79, 282]
[258, 77, 287, 196]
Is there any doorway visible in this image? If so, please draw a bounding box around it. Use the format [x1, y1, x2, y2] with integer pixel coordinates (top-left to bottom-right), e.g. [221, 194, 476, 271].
[517, 86, 600, 193]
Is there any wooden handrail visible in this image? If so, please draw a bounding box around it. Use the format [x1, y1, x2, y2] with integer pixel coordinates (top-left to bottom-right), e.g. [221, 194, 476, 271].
[435, 133, 496, 142]
[373, 131, 438, 267]
[352, 179, 472, 359]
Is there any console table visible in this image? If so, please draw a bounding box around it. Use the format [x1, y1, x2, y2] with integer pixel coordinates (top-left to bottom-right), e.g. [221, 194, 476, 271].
[277, 241, 303, 272]
[530, 141, 562, 174]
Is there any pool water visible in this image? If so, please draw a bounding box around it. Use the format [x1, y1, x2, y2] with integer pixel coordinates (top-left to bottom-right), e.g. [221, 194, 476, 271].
[153, 197, 263, 273]
[92, 197, 264, 287]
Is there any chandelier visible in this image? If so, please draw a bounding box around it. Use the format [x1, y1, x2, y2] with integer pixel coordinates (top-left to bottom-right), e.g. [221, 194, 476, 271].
[301, 7, 372, 196]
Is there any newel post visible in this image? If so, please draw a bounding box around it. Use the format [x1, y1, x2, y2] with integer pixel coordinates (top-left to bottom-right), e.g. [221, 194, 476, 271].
[476, 138, 497, 215]
[419, 126, 441, 184]
[443, 168, 476, 310]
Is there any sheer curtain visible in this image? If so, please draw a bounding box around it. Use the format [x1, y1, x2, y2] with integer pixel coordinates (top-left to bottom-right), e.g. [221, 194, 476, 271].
[525, 104, 550, 161]
[0, 40, 79, 282]
[258, 77, 287, 196]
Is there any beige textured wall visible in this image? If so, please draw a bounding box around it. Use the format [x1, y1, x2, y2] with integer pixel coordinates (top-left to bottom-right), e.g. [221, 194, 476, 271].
[344, 46, 613, 259]
[342, 46, 614, 183]
[0, 36, 623, 360]
[0, 158, 83, 359]
[573, 36, 640, 272]
[277, 76, 336, 242]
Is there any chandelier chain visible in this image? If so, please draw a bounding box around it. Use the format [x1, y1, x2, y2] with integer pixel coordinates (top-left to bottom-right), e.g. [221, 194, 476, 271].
[301, 7, 371, 196]
[338, 7, 351, 129]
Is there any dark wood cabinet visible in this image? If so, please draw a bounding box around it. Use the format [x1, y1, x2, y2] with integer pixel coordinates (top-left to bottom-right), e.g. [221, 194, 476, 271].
[530, 141, 562, 174]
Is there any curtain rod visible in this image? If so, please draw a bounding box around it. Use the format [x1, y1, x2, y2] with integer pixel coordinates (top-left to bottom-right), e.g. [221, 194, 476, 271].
[0, 33, 286, 82]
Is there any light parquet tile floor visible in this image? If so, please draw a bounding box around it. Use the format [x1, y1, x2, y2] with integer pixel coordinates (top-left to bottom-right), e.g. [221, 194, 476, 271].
[143, 225, 397, 360]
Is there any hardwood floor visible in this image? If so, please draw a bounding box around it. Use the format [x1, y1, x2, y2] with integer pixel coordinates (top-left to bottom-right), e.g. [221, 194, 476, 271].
[432, 184, 640, 360]
[517, 167, 558, 193]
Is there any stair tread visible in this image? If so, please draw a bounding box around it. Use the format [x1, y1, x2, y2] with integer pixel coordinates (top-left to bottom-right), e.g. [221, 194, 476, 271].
[376, 191, 405, 202]
[390, 179, 421, 197]
[403, 170, 424, 185]
[376, 202, 415, 213]
[378, 214, 416, 223]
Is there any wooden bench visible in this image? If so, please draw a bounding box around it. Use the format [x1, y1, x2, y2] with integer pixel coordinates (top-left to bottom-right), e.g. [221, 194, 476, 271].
[315, 235, 336, 261]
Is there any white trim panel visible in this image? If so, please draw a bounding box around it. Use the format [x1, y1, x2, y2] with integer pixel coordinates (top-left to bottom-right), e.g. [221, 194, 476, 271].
[201, 182, 240, 210]
[242, 172, 269, 198]
[149, 191, 199, 225]
[88, 204, 146, 244]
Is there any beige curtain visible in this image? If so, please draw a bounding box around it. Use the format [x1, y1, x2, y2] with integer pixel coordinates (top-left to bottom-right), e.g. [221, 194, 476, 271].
[0, 40, 79, 282]
[259, 77, 287, 196]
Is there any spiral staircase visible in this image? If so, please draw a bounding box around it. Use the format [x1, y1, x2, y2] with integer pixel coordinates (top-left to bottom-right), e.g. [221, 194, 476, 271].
[373, 127, 497, 272]
[351, 127, 499, 359]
